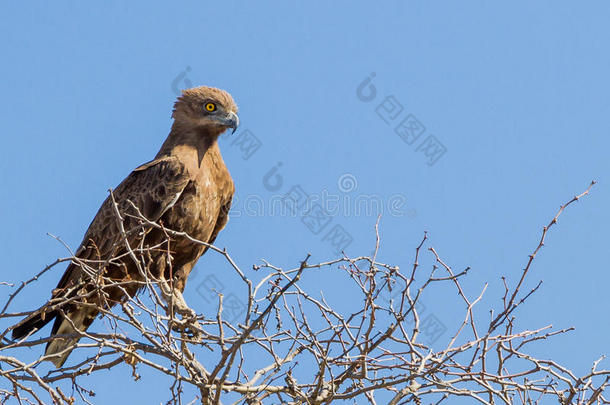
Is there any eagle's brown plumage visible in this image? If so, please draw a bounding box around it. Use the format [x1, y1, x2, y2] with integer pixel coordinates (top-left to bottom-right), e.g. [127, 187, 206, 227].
[12, 86, 238, 367]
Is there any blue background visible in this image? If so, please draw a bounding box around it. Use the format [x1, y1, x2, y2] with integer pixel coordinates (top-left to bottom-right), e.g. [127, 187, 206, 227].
[1, 2, 608, 403]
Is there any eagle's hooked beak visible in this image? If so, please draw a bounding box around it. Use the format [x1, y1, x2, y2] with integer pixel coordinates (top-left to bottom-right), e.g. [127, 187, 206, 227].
[219, 111, 239, 134]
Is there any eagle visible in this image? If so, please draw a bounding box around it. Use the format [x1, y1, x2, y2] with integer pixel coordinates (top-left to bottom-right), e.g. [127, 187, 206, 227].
[12, 86, 238, 367]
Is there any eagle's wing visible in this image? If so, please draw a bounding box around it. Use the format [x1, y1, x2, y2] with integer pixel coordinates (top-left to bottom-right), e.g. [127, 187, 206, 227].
[56, 155, 191, 293]
[11, 156, 190, 343]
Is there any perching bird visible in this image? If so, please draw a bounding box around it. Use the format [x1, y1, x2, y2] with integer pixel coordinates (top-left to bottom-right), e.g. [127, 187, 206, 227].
[12, 86, 238, 367]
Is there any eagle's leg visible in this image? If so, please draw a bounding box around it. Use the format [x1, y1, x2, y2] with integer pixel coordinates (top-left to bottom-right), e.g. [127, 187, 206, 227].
[158, 278, 203, 342]
[171, 289, 203, 341]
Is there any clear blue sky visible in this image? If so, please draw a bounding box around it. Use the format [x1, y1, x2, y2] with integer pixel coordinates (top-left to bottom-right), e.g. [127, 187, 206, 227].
[1, 2, 609, 403]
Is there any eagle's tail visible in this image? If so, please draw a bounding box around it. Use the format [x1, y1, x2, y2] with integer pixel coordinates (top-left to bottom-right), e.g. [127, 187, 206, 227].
[11, 310, 58, 341]
[44, 307, 98, 368]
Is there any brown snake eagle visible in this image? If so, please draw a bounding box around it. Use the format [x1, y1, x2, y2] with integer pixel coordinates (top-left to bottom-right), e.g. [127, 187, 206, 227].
[12, 86, 238, 367]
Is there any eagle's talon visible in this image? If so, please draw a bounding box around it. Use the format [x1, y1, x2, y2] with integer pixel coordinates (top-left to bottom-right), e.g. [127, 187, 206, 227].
[169, 309, 203, 342]
[182, 320, 203, 342]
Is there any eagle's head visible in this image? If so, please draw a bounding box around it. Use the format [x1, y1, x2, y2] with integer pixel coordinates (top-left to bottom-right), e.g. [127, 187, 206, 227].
[172, 86, 239, 136]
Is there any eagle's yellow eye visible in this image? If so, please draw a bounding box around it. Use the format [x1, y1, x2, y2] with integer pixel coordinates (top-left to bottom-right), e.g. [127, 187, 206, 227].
[205, 102, 217, 112]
